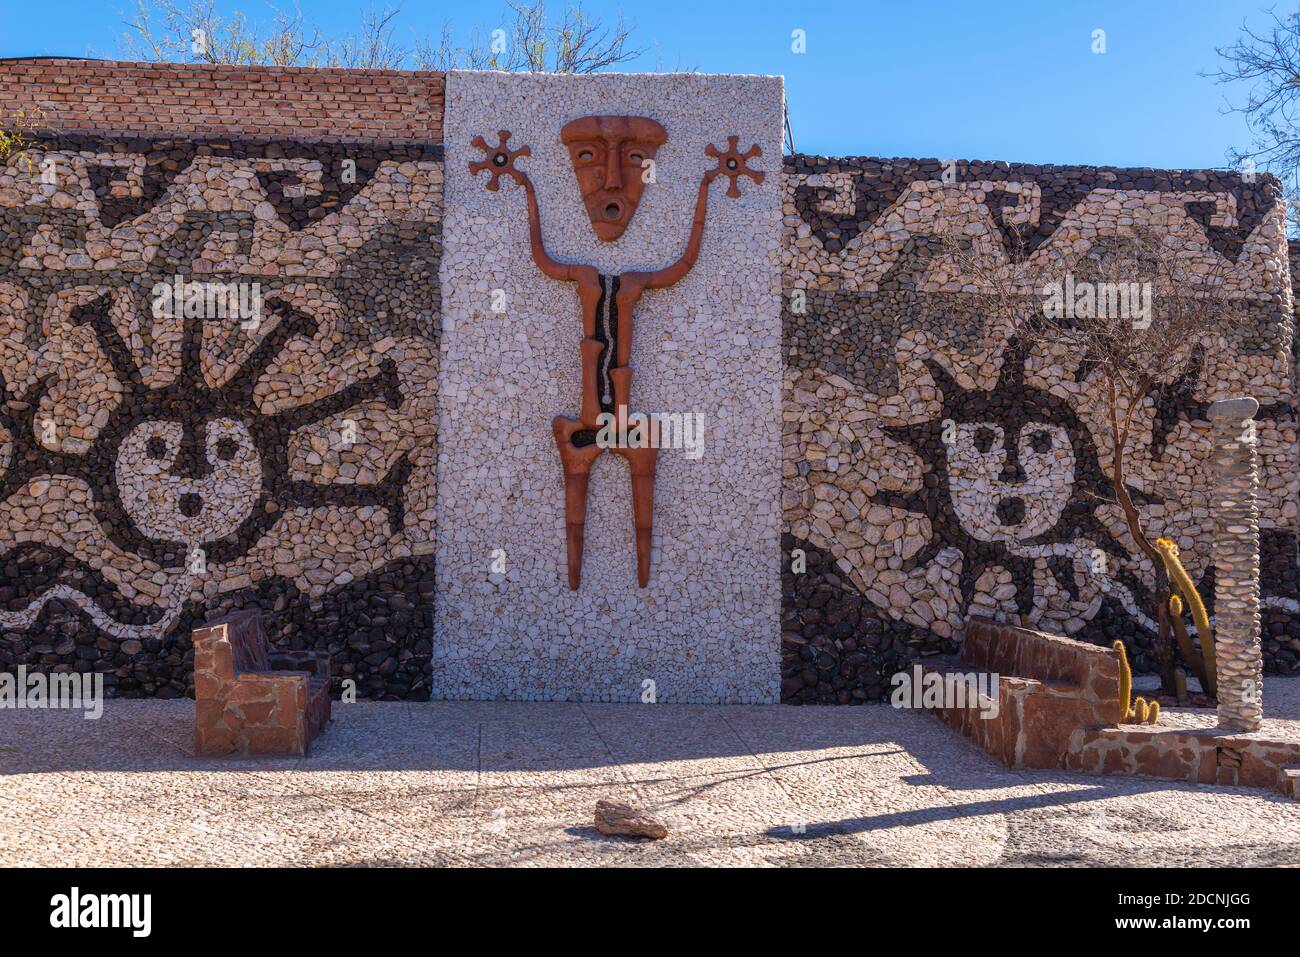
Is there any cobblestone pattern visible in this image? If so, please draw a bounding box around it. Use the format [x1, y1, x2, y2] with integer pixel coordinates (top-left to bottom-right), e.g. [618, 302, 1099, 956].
[9, 693, 1300, 867]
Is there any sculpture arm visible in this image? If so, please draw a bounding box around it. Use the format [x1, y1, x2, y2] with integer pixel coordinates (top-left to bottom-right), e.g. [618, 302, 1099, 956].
[518, 173, 596, 285]
[469, 130, 595, 287]
[640, 172, 715, 291]
[637, 136, 764, 291]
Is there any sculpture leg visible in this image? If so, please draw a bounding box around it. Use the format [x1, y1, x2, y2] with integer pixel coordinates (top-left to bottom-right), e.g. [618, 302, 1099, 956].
[552, 416, 603, 590]
[579, 338, 604, 427]
[608, 365, 657, 587]
[614, 444, 658, 587]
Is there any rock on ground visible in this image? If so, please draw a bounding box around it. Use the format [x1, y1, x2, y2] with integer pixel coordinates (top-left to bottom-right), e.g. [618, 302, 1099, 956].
[594, 800, 668, 840]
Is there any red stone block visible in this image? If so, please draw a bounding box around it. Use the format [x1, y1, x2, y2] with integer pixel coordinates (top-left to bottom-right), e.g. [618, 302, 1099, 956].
[1017, 692, 1087, 769]
[192, 610, 331, 757]
[196, 723, 237, 756]
[1215, 764, 1240, 786]
[1100, 744, 1128, 774]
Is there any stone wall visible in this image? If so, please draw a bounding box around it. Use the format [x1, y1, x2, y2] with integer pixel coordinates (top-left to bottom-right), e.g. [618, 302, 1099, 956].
[1, 61, 1296, 707]
[0, 63, 443, 699]
[782, 156, 1299, 703]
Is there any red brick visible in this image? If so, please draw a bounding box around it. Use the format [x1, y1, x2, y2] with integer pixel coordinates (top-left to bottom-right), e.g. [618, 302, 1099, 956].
[0, 58, 444, 144]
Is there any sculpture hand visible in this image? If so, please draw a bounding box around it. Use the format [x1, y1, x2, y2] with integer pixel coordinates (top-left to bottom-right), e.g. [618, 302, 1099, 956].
[469, 131, 531, 191]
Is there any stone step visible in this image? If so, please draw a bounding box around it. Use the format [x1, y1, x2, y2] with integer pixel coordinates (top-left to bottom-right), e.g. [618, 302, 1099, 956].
[1277, 766, 1300, 799]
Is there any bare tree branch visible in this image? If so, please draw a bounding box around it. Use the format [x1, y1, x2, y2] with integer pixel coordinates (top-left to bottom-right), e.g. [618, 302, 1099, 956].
[1211, 8, 1300, 231]
[504, 0, 644, 74]
[121, 0, 328, 66]
[333, 3, 407, 70]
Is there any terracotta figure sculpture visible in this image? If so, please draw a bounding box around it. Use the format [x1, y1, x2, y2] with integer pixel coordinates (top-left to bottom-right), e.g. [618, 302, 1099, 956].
[470, 117, 763, 589]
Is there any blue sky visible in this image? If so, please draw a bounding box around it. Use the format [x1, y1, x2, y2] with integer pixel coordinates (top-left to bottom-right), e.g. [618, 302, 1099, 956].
[0, 0, 1281, 169]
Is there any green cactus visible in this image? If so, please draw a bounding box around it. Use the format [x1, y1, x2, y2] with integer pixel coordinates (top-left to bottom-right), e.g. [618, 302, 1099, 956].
[1112, 640, 1160, 724]
[1156, 538, 1216, 697]
[1169, 596, 1195, 674]
[1131, 697, 1160, 723]
[1169, 596, 1208, 691]
[1114, 639, 1131, 716]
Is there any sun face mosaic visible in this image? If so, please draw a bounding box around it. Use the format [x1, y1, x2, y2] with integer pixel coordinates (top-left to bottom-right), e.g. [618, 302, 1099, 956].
[0, 134, 442, 699]
[781, 156, 1300, 704]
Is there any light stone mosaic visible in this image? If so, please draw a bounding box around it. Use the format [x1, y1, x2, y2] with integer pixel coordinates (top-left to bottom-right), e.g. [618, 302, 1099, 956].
[435, 72, 784, 703]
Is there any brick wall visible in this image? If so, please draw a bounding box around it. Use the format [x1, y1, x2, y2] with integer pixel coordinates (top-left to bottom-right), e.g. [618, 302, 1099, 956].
[0, 58, 444, 144]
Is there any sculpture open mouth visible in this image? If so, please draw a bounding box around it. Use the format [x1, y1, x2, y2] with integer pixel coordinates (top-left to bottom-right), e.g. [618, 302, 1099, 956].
[586, 191, 633, 240]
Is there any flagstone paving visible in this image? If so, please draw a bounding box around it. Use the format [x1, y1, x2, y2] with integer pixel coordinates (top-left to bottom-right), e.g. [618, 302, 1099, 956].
[4, 678, 1300, 867]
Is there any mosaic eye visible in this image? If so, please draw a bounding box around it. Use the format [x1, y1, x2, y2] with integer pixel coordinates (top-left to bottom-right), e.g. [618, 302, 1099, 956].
[1027, 429, 1053, 454]
[974, 426, 997, 454]
[215, 437, 238, 461]
[145, 436, 168, 460]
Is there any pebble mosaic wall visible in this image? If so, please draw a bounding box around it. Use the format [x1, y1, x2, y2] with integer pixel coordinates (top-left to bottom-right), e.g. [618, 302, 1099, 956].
[1, 63, 1296, 708]
[781, 156, 1299, 703]
[0, 133, 442, 699]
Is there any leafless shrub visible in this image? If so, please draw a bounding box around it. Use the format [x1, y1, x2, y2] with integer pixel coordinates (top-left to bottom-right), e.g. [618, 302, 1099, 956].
[122, 0, 644, 74]
[122, 0, 330, 67]
[942, 230, 1244, 691]
[1211, 8, 1300, 231]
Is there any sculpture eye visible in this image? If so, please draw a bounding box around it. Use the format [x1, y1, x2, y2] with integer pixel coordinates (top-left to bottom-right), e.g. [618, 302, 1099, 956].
[628, 151, 645, 164]
[578, 149, 594, 162]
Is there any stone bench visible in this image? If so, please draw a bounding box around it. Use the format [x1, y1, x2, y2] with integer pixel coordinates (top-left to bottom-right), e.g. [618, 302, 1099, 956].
[919, 617, 1123, 770]
[923, 618, 1300, 797]
[193, 609, 331, 757]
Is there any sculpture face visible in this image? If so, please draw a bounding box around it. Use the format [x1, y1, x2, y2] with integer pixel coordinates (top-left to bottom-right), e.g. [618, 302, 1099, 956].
[561, 116, 667, 241]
